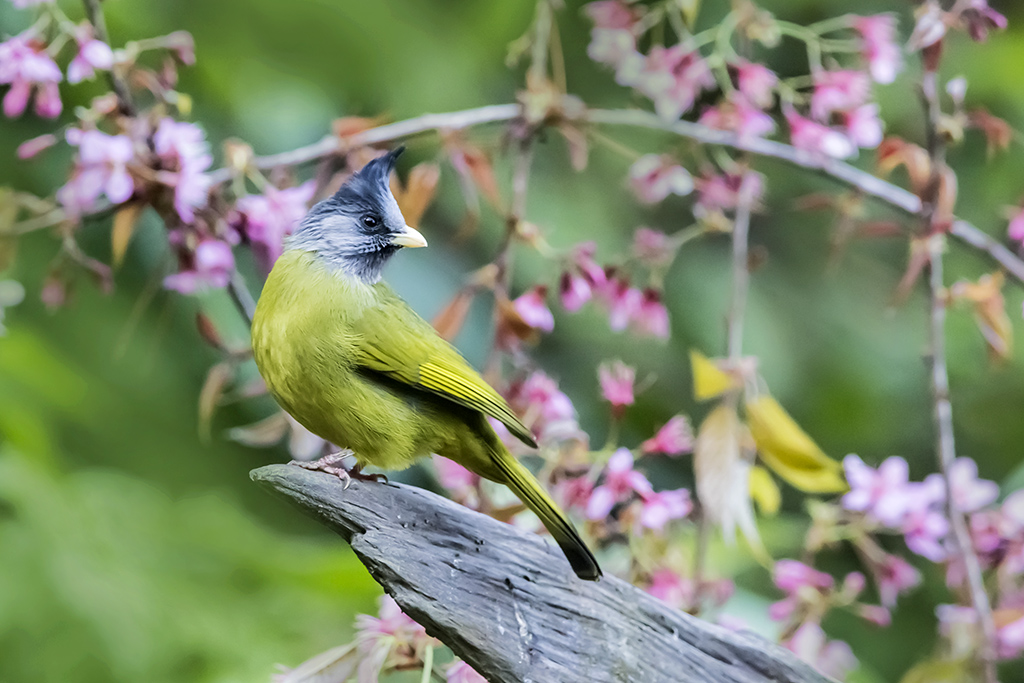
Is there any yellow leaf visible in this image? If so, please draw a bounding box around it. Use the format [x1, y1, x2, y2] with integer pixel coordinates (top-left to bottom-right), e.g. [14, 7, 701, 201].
[690, 350, 738, 401]
[749, 465, 780, 516]
[745, 395, 847, 494]
[111, 202, 144, 267]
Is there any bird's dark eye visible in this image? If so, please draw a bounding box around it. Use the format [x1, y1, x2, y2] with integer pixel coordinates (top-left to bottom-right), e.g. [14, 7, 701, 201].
[362, 214, 380, 229]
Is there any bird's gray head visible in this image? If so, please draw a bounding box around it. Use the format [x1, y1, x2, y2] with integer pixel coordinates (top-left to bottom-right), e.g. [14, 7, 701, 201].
[289, 146, 427, 283]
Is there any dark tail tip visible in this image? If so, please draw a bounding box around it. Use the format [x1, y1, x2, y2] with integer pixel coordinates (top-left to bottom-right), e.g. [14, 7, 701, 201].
[559, 534, 602, 581]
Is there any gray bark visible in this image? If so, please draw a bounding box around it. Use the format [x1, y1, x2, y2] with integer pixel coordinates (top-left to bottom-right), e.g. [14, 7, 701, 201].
[251, 464, 835, 683]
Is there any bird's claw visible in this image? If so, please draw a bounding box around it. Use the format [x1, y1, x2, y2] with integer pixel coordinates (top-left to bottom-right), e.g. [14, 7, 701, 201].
[288, 451, 387, 487]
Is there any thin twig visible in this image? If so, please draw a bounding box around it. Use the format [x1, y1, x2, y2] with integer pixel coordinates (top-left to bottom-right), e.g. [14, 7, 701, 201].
[81, 0, 135, 115]
[227, 269, 257, 325]
[919, 64, 998, 683]
[726, 174, 756, 363]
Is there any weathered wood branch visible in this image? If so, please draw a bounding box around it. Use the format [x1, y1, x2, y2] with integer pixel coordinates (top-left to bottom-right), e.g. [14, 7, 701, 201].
[251, 464, 834, 683]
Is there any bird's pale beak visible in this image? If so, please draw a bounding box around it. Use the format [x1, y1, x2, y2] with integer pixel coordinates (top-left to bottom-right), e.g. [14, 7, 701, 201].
[390, 225, 428, 249]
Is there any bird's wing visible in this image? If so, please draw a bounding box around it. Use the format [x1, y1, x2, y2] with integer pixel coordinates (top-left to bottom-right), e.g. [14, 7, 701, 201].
[353, 285, 538, 449]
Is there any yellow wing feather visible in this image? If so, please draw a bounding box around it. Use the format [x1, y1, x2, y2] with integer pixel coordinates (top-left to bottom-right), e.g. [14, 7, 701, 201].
[355, 285, 537, 449]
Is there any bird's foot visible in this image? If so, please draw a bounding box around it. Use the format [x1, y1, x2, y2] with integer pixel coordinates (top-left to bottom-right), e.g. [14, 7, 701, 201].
[288, 451, 387, 489]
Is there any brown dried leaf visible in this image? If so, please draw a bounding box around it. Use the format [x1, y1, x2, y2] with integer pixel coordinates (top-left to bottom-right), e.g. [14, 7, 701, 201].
[892, 236, 933, 306]
[111, 202, 144, 267]
[431, 289, 475, 342]
[392, 162, 440, 228]
[449, 143, 502, 210]
[877, 137, 932, 196]
[195, 312, 224, 350]
[934, 166, 958, 231]
[949, 272, 1013, 360]
[968, 108, 1015, 156]
[198, 362, 233, 443]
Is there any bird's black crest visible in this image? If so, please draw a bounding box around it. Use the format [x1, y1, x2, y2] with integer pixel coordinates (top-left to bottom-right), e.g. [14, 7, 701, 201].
[328, 146, 405, 214]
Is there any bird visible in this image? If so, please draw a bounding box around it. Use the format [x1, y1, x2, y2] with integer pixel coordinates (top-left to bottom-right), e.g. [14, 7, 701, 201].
[251, 147, 601, 581]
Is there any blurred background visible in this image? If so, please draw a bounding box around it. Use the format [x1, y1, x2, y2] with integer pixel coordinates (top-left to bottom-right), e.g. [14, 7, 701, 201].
[1, 0, 1024, 681]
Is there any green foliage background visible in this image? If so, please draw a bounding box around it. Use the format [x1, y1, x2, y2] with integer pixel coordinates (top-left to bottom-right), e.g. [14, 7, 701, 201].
[1, 0, 1023, 681]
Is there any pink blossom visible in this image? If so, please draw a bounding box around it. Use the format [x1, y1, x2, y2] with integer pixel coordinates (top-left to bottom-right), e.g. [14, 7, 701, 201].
[165, 31, 196, 65]
[645, 569, 692, 609]
[842, 104, 884, 149]
[153, 118, 213, 223]
[234, 180, 316, 271]
[354, 594, 428, 680]
[853, 15, 903, 84]
[635, 44, 715, 121]
[632, 227, 674, 266]
[695, 172, 764, 215]
[857, 604, 892, 627]
[999, 615, 1024, 659]
[16, 132, 56, 159]
[512, 286, 555, 333]
[698, 95, 776, 141]
[841, 571, 866, 599]
[67, 35, 114, 84]
[584, 2, 642, 76]
[634, 288, 670, 339]
[1010, 209, 1024, 244]
[0, 32, 62, 118]
[641, 415, 693, 456]
[559, 242, 606, 312]
[601, 276, 643, 332]
[774, 559, 835, 593]
[900, 475, 949, 561]
[354, 595, 425, 643]
[949, 457, 999, 513]
[876, 553, 921, 607]
[584, 1, 638, 29]
[961, 1, 1008, 43]
[434, 455, 479, 492]
[507, 370, 580, 444]
[598, 360, 635, 411]
[735, 61, 777, 109]
[769, 561, 834, 627]
[639, 488, 692, 531]
[784, 623, 858, 681]
[57, 129, 135, 216]
[164, 238, 235, 293]
[628, 154, 693, 204]
[968, 509, 1003, 556]
[586, 448, 653, 519]
[841, 454, 911, 526]
[560, 271, 593, 312]
[446, 660, 487, 683]
[556, 474, 594, 513]
[810, 70, 871, 121]
[786, 108, 856, 159]
[10, 0, 54, 7]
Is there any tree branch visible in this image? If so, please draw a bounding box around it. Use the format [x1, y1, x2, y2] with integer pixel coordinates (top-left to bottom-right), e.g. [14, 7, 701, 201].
[19, 104, 1024, 288]
[919, 66, 997, 683]
[251, 464, 836, 683]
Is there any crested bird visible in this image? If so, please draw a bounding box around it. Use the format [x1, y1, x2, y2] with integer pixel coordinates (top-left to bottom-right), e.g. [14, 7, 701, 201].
[251, 147, 601, 581]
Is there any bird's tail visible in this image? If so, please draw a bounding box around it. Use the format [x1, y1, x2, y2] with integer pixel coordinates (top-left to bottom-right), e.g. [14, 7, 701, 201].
[489, 445, 602, 581]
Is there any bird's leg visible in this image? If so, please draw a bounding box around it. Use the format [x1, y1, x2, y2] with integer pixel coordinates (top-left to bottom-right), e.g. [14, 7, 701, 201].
[288, 450, 387, 488]
[349, 463, 389, 485]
